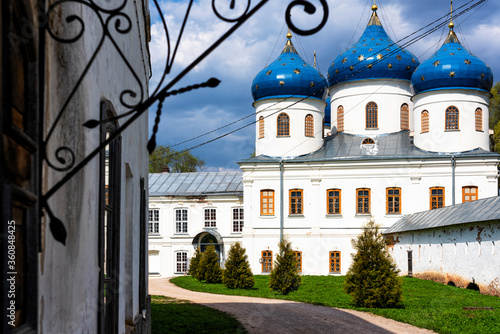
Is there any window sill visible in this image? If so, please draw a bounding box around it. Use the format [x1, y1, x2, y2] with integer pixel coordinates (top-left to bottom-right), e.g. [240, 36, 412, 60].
[444, 129, 460, 132]
[365, 128, 379, 130]
[259, 215, 276, 219]
[385, 214, 402, 218]
[329, 272, 342, 275]
[148, 234, 162, 239]
[174, 272, 187, 275]
[288, 214, 305, 218]
[231, 232, 243, 235]
[326, 214, 342, 218]
[277, 135, 291, 138]
[173, 233, 189, 236]
[355, 213, 371, 217]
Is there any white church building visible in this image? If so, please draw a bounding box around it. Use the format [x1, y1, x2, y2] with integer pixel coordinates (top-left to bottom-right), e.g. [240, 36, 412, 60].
[149, 5, 499, 292]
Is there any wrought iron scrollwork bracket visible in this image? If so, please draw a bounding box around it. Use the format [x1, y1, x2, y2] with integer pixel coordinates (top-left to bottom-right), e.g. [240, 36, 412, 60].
[41, 0, 329, 245]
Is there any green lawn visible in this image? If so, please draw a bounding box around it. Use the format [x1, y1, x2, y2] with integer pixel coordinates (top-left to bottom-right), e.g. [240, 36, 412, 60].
[171, 275, 500, 334]
[151, 295, 247, 334]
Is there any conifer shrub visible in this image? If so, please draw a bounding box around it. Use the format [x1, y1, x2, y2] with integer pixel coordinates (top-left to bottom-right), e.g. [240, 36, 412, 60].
[344, 219, 403, 308]
[269, 237, 301, 295]
[188, 247, 202, 280]
[223, 242, 255, 289]
[198, 245, 222, 283]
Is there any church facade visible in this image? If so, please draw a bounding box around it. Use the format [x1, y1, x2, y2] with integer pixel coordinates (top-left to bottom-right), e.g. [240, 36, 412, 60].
[149, 6, 499, 283]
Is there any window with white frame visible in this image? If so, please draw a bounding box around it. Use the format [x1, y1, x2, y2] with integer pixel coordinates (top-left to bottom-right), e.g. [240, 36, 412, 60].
[148, 209, 159, 234]
[175, 208, 188, 233]
[175, 251, 188, 273]
[204, 208, 216, 227]
[232, 208, 244, 232]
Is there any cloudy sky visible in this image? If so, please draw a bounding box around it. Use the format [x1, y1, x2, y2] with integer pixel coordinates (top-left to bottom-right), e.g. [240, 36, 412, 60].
[148, 0, 500, 172]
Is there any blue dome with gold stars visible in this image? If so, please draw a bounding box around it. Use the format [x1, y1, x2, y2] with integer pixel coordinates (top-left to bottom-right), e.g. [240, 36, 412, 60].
[411, 27, 493, 95]
[328, 5, 419, 86]
[252, 32, 327, 102]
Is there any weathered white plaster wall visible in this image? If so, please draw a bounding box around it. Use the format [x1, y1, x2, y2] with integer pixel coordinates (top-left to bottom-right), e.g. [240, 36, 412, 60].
[387, 221, 500, 296]
[413, 89, 490, 153]
[149, 194, 244, 278]
[254, 97, 326, 157]
[329, 79, 414, 135]
[40, 0, 150, 332]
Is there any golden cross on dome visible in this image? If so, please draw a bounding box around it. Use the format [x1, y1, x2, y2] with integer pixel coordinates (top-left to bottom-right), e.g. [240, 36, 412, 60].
[449, 0, 454, 30]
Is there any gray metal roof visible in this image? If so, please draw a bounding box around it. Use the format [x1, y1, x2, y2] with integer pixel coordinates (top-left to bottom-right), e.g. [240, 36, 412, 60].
[149, 172, 243, 197]
[384, 196, 500, 234]
[240, 131, 499, 164]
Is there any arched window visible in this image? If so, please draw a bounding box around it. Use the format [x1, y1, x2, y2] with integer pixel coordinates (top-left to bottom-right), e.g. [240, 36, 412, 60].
[445, 106, 459, 130]
[337, 105, 344, 132]
[421, 110, 429, 133]
[277, 113, 290, 136]
[261, 251, 273, 272]
[400, 103, 409, 130]
[327, 189, 341, 214]
[475, 108, 482, 131]
[258, 116, 264, 138]
[260, 189, 275, 215]
[305, 114, 314, 137]
[362, 138, 375, 145]
[366, 102, 378, 129]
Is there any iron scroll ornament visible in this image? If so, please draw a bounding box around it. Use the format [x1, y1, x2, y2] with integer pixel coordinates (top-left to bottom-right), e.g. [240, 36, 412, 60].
[41, 0, 329, 245]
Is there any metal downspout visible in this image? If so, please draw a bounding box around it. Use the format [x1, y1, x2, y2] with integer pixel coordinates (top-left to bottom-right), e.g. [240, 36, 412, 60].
[280, 159, 284, 243]
[452, 155, 456, 205]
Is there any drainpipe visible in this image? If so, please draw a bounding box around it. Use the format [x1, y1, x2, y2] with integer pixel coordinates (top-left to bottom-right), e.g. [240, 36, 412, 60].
[279, 159, 284, 243]
[451, 155, 456, 205]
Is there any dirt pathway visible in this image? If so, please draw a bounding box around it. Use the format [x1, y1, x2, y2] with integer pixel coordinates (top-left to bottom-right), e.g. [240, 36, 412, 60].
[149, 278, 435, 334]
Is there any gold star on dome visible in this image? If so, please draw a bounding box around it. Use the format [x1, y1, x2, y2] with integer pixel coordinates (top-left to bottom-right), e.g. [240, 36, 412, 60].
[388, 63, 393, 69]
[449, 71, 455, 77]
[291, 58, 295, 60]
[266, 70, 272, 75]
[450, 52, 455, 56]
[278, 58, 282, 60]
[349, 66, 354, 71]
[376, 54, 383, 60]
[406, 66, 410, 70]
[352, 50, 357, 53]
[457, 48, 462, 50]
[256, 84, 259, 90]
[358, 55, 365, 61]
[342, 58, 347, 64]
[396, 55, 402, 61]
[335, 69, 339, 74]
[442, 48, 447, 51]
[376, 43, 381, 45]
[303, 63, 308, 67]
[281, 63, 286, 66]
[310, 81, 315, 87]
[481, 73, 485, 79]
[433, 60, 440, 66]
[364, 44, 368, 46]
[368, 48, 374, 52]
[420, 75, 425, 81]
[371, 38, 374, 41]
[464, 59, 471, 65]
[386, 48, 391, 51]
[293, 69, 300, 74]
[367, 64, 373, 69]
[412, 58, 416, 63]
[279, 80, 285, 86]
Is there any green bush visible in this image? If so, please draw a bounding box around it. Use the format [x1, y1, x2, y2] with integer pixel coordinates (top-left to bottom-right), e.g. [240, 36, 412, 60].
[344, 219, 402, 308]
[269, 237, 301, 295]
[198, 245, 222, 283]
[188, 248, 202, 280]
[223, 242, 255, 289]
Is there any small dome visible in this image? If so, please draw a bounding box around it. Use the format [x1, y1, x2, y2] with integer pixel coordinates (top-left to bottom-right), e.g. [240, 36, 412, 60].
[411, 30, 493, 94]
[328, 7, 419, 86]
[252, 33, 327, 102]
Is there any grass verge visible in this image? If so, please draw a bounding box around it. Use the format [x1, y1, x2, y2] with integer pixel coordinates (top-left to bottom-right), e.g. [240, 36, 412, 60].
[151, 295, 247, 333]
[171, 275, 500, 334]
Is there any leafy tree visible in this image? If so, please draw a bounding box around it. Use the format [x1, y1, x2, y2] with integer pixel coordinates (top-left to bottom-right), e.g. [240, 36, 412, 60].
[149, 145, 205, 173]
[344, 219, 402, 308]
[188, 247, 202, 280]
[223, 242, 254, 289]
[490, 82, 500, 129]
[198, 245, 222, 283]
[269, 237, 301, 295]
[493, 120, 500, 154]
